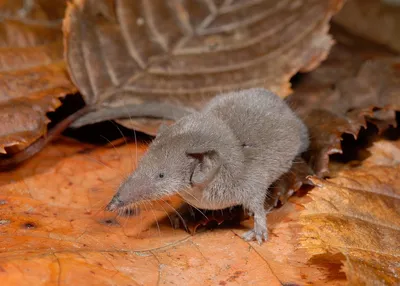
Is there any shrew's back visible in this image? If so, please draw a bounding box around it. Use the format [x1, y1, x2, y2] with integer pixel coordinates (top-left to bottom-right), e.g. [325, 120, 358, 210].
[203, 88, 308, 156]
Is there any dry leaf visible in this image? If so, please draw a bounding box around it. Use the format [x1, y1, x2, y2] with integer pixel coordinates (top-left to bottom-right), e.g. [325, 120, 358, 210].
[1, 3, 399, 284]
[0, 135, 356, 285]
[234, 195, 348, 285]
[334, 0, 400, 53]
[228, 139, 400, 285]
[0, 137, 286, 285]
[0, 0, 77, 155]
[300, 139, 400, 285]
[268, 156, 314, 205]
[287, 27, 400, 176]
[64, 0, 344, 135]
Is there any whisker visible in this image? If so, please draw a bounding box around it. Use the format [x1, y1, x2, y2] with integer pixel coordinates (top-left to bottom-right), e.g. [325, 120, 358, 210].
[121, 207, 131, 230]
[109, 120, 134, 174]
[180, 188, 209, 220]
[155, 200, 175, 232]
[141, 201, 156, 237]
[133, 129, 138, 168]
[145, 201, 161, 237]
[122, 99, 140, 173]
[89, 199, 109, 214]
[138, 201, 144, 238]
[159, 197, 188, 232]
[99, 135, 125, 175]
[78, 154, 124, 180]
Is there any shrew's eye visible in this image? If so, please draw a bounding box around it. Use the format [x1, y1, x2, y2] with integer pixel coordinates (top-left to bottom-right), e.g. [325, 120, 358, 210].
[158, 173, 165, 179]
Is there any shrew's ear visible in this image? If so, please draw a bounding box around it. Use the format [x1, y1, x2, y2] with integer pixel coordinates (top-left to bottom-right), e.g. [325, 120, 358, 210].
[186, 148, 221, 189]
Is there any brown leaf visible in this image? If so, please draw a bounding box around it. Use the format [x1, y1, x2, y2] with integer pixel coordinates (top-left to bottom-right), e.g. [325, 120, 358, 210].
[334, 0, 400, 53]
[287, 27, 400, 176]
[64, 0, 344, 135]
[300, 140, 400, 285]
[0, 0, 77, 155]
[116, 118, 175, 138]
[267, 155, 314, 206]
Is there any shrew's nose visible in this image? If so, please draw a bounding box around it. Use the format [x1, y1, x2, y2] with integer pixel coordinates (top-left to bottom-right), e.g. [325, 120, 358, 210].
[106, 194, 123, 211]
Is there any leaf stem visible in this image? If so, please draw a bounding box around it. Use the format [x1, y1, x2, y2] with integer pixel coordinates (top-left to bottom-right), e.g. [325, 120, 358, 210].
[0, 105, 92, 171]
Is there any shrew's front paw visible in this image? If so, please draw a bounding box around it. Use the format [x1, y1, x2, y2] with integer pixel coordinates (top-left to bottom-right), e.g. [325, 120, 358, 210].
[242, 227, 268, 245]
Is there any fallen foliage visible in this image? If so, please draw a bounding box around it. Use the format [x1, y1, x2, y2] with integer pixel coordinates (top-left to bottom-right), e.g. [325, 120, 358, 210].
[6, 136, 399, 284]
[287, 27, 400, 176]
[1, 2, 400, 285]
[0, 0, 77, 155]
[0, 138, 283, 285]
[301, 140, 400, 285]
[334, 0, 400, 53]
[64, 0, 343, 135]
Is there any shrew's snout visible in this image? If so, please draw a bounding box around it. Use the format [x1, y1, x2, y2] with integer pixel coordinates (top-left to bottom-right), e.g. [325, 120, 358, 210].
[106, 193, 123, 211]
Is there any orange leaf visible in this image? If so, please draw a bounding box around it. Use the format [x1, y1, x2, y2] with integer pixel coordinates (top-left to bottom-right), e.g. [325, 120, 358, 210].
[0, 138, 284, 285]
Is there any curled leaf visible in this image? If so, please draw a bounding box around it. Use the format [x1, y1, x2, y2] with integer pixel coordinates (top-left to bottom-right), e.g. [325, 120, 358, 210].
[288, 30, 400, 176]
[64, 0, 344, 135]
[0, 0, 77, 155]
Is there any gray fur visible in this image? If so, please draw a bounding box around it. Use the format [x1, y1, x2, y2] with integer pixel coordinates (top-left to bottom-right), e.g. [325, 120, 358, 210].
[106, 88, 309, 244]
